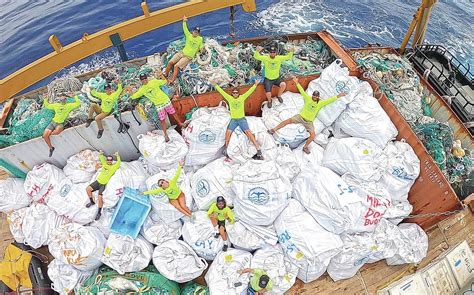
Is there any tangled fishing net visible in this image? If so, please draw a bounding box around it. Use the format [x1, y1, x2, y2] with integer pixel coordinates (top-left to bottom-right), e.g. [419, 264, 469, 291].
[354, 51, 472, 196]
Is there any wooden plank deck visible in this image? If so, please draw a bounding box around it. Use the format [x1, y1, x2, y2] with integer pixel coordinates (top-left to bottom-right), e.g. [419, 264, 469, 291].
[0, 170, 472, 294]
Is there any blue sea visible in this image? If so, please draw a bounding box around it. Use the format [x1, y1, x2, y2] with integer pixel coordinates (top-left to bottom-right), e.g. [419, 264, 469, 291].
[0, 0, 472, 92]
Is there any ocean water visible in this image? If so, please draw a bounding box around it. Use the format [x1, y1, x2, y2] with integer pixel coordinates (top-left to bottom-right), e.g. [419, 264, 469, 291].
[0, 0, 472, 91]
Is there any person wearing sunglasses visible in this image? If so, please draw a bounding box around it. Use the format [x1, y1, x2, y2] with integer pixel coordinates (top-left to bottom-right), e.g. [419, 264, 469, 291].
[207, 196, 234, 251]
[212, 79, 264, 160]
[143, 160, 192, 217]
[268, 77, 346, 154]
[85, 151, 121, 220]
[164, 15, 204, 84]
[254, 45, 294, 108]
[131, 72, 183, 142]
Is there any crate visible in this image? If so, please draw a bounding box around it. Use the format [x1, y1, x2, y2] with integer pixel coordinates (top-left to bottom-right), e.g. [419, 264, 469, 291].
[110, 187, 151, 239]
[378, 273, 429, 295]
[420, 259, 459, 294]
[444, 241, 474, 288]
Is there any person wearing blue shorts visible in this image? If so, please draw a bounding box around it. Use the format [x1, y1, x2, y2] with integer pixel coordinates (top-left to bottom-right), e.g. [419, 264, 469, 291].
[212, 79, 263, 160]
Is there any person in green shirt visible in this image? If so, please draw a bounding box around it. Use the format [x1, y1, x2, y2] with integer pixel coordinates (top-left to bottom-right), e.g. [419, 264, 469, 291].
[212, 79, 263, 160]
[42, 95, 81, 157]
[131, 72, 184, 142]
[239, 268, 273, 294]
[85, 151, 121, 220]
[143, 160, 192, 217]
[254, 45, 294, 108]
[207, 196, 234, 251]
[165, 15, 204, 84]
[86, 80, 123, 139]
[268, 77, 346, 154]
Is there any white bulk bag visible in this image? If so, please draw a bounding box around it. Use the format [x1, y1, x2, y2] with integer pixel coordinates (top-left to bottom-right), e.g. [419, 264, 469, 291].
[96, 161, 148, 208]
[22, 203, 70, 249]
[48, 259, 94, 295]
[322, 137, 387, 182]
[101, 233, 153, 275]
[89, 207, 114, 238]
[251, 245, 298, 294]
[140, 210, 182, 245]
[7, 207, 28, 243]
[232, 160, 291, 226]
[182, 211, 224, 260]
[380, 141, 420, 201]
[205, 248, 253, 295]
[271, 144, 300, 183]
[386, 223, 428, 265]
[190, 157, 236, 210]
[383, 201, 413, 225]
[306, 59, 360, 126]
[146, 168, 193, 224]
[49, 223, 106, 271]
[227, 116, 278, 164]
[182, 105, 231, 166]
[334, 91, 397, 148]
[46, 183, 97, 225]
[138, 129, 188, 170]
[0, 178, 30, 213]
[366, 219, 402, 263]
[152, 239, 208, 283]
[292, 142, 325, 171]
[24, 163, 73, 203]
[63, 149, 100, 184]
[226, 220, 278, 251]
[274, 199, 342, 283]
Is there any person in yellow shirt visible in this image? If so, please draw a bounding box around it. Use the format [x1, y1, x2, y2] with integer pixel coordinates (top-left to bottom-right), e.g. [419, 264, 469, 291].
[85, 151, 121, 220]
[165, 15, 204, 84]
[131, 72, 183, 142]
[238, 268, 273, 294]
[207, 196, 234, 251]
[254, 45, 294, 108]
[268, 77, 346, 154]
[86, 79, 123, 138]
[212, 79, 263, 160]
[143, 160, 192, 217]
[42, 95, 81, 157]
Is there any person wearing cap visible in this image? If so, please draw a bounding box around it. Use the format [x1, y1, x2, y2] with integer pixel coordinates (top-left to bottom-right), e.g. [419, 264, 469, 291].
[268, 77, 346, 154]
[254, 45, 294, 108]
[143, 160, 192, 217]
[85, 151, 121, 221]
[86, 79, 123, 138]
[164, 15, 204, 84]
[211, 79, 264, 160]
[239, 268, 273, 294]
[131, 71, 183, 142]
[42, 94, 81, 157]
[207, 196, 235, 251]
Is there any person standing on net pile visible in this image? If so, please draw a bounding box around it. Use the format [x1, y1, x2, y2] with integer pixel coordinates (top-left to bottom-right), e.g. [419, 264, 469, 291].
[239, 268, 274, 295]
[130, 72, 183, 142]
[86, 79, 123, 139]
[42, 94, 81, 157]
[143, 160, 193, 217]
[254, 45, 294, 108]
[164, 15, 204, 84]
[207, 196, 234, 252]
[212, 79, 264, 160]
[85, 151, 121, 221]
[268, 77, 346, 154]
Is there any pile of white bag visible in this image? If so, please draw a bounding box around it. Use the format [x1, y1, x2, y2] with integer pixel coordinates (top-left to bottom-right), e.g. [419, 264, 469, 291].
[232, 160, 291, 226]
[101, 233, 153, 275]
[24, 163, 73, 203]
[226, 220, 278, 251]
[140, 210, 182, 245]
[138, 129, 188, 172]
[48, 259, 95, 295]
[63, 149, 100, 184]
[152, 239, 208, 283]
[182, 211, 224, 260]
[0, 178, 30, 213]
[182, 105, 231, 167]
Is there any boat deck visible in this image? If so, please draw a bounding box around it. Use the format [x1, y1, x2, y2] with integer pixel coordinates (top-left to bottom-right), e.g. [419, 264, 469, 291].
[0, 170, 472, 294]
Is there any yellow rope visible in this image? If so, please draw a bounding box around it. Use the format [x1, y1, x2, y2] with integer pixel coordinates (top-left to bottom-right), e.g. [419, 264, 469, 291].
[376, 264, 418, 291]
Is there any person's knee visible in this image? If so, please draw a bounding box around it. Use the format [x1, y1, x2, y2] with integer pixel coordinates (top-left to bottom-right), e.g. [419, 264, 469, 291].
[280, 81, 286, 88]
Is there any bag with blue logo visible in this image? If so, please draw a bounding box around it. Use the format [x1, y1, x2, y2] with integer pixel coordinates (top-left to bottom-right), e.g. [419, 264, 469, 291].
[190, 157, 236, 210]
[273, 199, 343, 283]
[232, 160, 291, 226]
[306, 59, 360, 127]
[181, 211, 224, 260]
[182, 105, 231, 167]
[24, 163, 72, 203]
